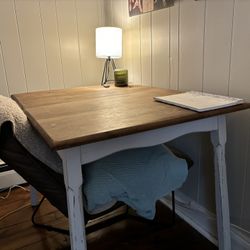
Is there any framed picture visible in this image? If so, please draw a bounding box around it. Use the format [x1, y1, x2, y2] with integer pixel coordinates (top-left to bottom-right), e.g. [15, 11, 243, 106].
[128, 0, 175, 17]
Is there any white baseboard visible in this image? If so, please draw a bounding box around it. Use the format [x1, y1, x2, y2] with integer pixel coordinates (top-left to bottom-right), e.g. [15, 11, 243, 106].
[160, 191, 250, 250]
[0, 170, 26, 190]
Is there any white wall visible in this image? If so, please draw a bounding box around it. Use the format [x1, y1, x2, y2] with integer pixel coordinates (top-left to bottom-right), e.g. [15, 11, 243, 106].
[0, 0, 105, 189]
[106, 0, 250, 233]
[0, 0, 105, 97]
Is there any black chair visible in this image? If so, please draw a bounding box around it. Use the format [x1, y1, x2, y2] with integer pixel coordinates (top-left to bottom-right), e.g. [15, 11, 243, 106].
[0, 121, 193, 235]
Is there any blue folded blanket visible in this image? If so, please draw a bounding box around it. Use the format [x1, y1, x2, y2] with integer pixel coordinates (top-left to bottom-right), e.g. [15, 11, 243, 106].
[82, 145, 188, 219]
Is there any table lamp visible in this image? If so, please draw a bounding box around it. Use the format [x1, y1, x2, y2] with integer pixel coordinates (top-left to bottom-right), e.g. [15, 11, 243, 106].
[96, 27, 122, 87]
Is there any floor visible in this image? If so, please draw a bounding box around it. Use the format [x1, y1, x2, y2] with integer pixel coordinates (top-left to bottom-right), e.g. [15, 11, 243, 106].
[0, 185, 218, 250]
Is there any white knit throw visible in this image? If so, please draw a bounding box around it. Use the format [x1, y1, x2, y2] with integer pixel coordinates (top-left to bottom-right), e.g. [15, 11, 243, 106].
[0, 95, 62, 173]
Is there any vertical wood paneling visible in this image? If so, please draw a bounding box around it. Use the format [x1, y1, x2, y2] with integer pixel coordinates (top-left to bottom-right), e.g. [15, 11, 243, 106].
[0, 0, 104, 93]
[229, 0, 250, 100]
[179, 0, 205, 91]
[111, 1, 140, 84]
[0, 0, 27, 94]
[141, 13, 152, 86]
[127, 16, 135, 84]
[0, 42, 9, 96]
[39, 0, 64, 90]
[97, 0, 105, 27]
[76, 0, 103, 85]
[199, 0, 234, 212]
[152, 8, 170, 89]
[120, 0, 130, 72]
[229, 0, 250, 230]
[0, 0, 106, 204]
[127, 16, 141, 84]
[112, 0, 125, 69]
[104, 0, 113, 26]
[112, 0, 123, 28]
[169, 0, 180, 90]
[15, 0, 49, 91]
[177, 0, 206, 207]
[226, 111, 250, 227]
[109, 0, 250, 234]
[203, 0, 234, 95]
[242, 125, 250, 231]
[55, 0, 82, 88]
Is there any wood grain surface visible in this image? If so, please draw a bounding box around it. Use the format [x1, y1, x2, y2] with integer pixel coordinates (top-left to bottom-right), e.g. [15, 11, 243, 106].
[12, 86, 250, 150]
[0, 186, 217, 250]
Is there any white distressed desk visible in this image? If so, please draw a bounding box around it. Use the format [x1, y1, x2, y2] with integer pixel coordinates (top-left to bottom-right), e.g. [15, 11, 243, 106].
[12, 85, 250, 250]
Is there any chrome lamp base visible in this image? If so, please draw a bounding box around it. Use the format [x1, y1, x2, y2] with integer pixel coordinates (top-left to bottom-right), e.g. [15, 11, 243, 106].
[101, 56, 116, 87]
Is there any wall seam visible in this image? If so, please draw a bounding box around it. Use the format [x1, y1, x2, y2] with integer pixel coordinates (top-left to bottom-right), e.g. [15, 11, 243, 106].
[120, 0, 125, 68]
[54, 0, 65, 88]
[227, 0, 236, 97]
[201, 0, 207, 93]
[140, 16, 142, 85]
[240, 119, 250, 228]
[168, 7, 171, 89]
[98, 0, 104, 26]
[0, 42, 10, 96]
[111, 0, 114, 26]
[177, 0, 180, 90]
[197, 136, 202, 204]
[74, 0, 85, 85]
[197, 0, 207, 206]
[38, 0, 51, 90]
[13, 0, 28, 92]
[150, 12, 152, 87]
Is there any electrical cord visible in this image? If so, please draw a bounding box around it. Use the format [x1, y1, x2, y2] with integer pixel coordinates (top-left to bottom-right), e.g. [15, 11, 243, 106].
[0, 185, 29, 200]
[0, 185, 30, 222]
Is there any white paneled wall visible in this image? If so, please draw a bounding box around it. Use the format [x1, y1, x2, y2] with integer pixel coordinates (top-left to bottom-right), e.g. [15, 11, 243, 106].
[0, 42, 9, 96]
[39, 0, 64, 89]
[169, 0, 179, 90]
[152, 8, 170, 89]
[0, 0, 104, 191]
[202, 0, 234, 96]
[76, 0, 104, 85]
[0, 0, 104, 97]
[107, 0, 250, 233]
[140, 13, 152, 87]
[228, 0, 250, 229]
[179, 0, 205, 92]
[15, 0, 50, 91]
[0, 1, 27, 94]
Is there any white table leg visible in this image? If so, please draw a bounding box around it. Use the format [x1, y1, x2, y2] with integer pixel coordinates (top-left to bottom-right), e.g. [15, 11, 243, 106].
[211, 115, 231, 250]
[60, 147, 87, 250]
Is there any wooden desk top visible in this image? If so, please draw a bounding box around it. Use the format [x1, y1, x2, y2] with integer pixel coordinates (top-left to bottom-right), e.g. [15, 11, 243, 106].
[12, 86, 250, 150]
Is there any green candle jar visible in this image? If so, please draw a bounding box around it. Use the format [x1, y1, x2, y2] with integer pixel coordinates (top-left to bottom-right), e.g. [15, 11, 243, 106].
[114, 69, 128, 87]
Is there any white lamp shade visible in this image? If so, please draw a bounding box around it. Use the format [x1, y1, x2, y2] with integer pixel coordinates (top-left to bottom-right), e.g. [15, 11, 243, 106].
[96, 27, 122, 59]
